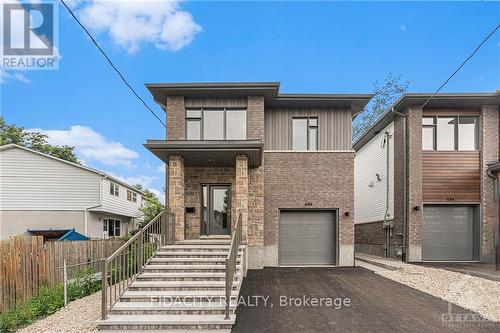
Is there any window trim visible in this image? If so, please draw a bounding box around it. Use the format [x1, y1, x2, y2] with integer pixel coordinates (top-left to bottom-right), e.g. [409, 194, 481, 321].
[422, 115, 479, 151]
[103, 218, 121, 237]
[110, 182, 119, 196]
[185, 107, 248, 140]
[292, 116, 319, 150]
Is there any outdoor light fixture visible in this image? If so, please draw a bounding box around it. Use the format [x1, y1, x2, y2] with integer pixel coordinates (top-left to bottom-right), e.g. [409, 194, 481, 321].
[413, 205, 421, 211]
[344, 211, 350, 217]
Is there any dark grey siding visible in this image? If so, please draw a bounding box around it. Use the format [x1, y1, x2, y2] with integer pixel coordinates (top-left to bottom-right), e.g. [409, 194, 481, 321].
[264, 108, 352, 150]
[279, 210, 336, 265]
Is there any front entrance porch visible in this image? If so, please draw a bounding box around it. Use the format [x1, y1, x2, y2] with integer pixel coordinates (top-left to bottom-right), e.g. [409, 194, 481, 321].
[145, 140, 264, 243]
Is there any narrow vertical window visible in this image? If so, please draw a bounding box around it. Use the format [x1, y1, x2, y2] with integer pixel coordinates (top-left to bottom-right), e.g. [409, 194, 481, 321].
[458, 116, 478, 150]
[226, 110, 247, 140]
[186, 110, 202, 140]
[292, 117, 318, 150]
[436, 117, 456, 150]
[422, 117, 436, 150]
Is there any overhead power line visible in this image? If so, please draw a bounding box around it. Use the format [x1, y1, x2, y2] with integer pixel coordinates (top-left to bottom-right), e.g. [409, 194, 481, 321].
[59, 0, 166, 128]
[420, 24, 500, 110]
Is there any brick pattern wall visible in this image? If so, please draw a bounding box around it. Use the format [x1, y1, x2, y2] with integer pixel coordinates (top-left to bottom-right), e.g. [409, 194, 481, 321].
[184, 167, 236, 240]
[168, 155, 185, 241]
[264, 152, 354, 250]
[406, 107, 423, 261]
[248, 166, 264, 247]
[481, 105, 499, 262]
[235, 155, 249, 242]
[248, 96, 264, 140]
[166, 96, 185, 140]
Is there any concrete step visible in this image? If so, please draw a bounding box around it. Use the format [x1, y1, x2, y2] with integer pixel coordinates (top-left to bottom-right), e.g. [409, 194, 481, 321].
[154, 251, 231, 258]
[128, 280, 235, 291]
[109, 301, 235, 315]
[177, 240, 232, 245]
[148, 258, 242, 266]
[98, 330, 231, 333]
[136, 272, 232, 281]
[160, 245, 244, 251]
[119, 290, 239, 303]
[142, 264, 243, 273]
[96, 314, 235, 330]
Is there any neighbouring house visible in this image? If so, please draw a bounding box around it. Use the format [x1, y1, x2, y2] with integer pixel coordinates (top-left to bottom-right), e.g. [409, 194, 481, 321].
[354, 93, 499, 263]
[144, 82, 372, 268]
[0, 144, 144, 240]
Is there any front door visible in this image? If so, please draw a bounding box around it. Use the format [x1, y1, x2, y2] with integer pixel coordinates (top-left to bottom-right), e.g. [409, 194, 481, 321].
[202, 185, 231, 235]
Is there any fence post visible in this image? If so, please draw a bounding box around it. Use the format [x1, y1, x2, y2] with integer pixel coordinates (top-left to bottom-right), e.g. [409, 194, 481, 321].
[101, 259, 107, 320]
[63, 259, 67, 307]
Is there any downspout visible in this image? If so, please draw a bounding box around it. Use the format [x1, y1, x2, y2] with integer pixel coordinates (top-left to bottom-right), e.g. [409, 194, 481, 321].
[391, 107, 408, 262]
[487, 169, 499, 270]
[382, 132, 392, 257]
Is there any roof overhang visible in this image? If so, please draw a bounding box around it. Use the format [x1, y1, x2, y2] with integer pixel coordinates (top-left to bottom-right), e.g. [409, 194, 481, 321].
[145, 82, 373, 117]
[144, 140, 264, 167]
[353, 92, 500, 151]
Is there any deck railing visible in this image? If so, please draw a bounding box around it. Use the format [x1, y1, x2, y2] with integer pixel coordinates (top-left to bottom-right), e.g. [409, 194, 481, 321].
[225, 210, 244, 319]
[100, 210, 175, 319]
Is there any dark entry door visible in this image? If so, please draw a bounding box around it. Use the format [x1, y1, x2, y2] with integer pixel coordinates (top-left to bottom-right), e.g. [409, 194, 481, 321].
[202, 185, 231, 235]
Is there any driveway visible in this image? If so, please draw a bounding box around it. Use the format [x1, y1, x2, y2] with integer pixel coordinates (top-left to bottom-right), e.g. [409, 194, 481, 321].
[232, 267, 499, 333]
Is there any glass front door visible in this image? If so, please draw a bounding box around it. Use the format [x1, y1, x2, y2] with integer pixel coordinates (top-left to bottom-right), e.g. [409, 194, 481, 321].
[201, 185, 231, 235]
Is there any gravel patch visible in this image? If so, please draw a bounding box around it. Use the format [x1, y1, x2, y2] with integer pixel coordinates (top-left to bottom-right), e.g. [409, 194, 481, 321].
[377, 265, 500, 323]
[17, 292, 100, 333]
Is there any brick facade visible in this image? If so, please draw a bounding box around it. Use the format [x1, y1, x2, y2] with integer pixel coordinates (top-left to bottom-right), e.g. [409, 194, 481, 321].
[264, 152, 355, 266]
[247, 96, 264, 140]
[168, 155, 185, 241]
[235, 155, 249, 242]
[166, 96, 185, 140]
[481, 105, 499, 262]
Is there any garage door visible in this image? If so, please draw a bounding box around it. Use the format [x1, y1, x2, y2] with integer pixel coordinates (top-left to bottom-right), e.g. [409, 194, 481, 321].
[422, 205, 475, 261]
[279, 210, 336, 265]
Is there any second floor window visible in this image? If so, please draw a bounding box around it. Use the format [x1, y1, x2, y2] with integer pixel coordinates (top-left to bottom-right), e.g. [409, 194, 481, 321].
[292, 117, 318, 150]
[422, 116, 479, 151]
[186, 108, 247, 140]
[126, 190, 137, 202]
[110, 182, 119, 196]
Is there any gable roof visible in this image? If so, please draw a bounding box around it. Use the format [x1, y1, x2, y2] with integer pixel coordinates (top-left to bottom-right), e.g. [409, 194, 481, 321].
[0, 144, 144, 195]
[353, 92, 500, 151]
[145, 82, 373, 117]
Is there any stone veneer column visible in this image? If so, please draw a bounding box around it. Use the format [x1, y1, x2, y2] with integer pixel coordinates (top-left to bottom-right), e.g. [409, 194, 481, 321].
[169, 155, 185, 241]
[166, 96, 185, 140]
[235, 155, 249, 243]
[407, 106, 423, 262]
[481, 105, 499, 262]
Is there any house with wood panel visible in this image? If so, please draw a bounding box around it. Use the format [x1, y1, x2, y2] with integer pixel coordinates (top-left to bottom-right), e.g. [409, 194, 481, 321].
[354, 93, 499, 264]
[0, 144, 144, 240]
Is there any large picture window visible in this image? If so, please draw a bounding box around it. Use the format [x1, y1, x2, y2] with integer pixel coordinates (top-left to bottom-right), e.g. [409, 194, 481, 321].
[422, 115, 478, 151]
[186, 108, 247, 140]
[292, 117, 318, 150]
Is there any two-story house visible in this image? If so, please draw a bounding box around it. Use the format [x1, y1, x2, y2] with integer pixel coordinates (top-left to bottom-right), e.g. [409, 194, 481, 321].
[0, 144, 144, 240]
[354, 93, 499, 264]
[145, 82, 372, 268]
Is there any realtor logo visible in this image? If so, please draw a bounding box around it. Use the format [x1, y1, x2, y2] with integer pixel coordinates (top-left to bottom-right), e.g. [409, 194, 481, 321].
[1, 0, 58, 70]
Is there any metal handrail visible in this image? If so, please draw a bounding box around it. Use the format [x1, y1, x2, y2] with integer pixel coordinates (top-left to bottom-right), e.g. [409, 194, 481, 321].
[224, 210, 244, 320]
[100, 209, 175, 319]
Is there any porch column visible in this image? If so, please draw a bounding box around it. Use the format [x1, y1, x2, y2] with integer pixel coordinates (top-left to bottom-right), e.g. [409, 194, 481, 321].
[169, 155, 185, 241]
[235, 155, 249, 243]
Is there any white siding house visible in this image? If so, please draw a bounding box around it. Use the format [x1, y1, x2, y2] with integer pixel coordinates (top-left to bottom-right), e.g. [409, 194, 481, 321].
[0, 144, 144, 240]
[354, 121, 394, 224]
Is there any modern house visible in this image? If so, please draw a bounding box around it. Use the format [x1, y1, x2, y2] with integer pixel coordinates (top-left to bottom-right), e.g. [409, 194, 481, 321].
[144, 82, 373, 268]
[354, 93, 499, 263]
[0, 144, 144, 240]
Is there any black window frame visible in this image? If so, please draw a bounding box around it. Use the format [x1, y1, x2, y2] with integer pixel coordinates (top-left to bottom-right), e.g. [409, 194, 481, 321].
[185, 108, 248, 140]
[422, 115, 479, 151]
[292, 116, 318, 150]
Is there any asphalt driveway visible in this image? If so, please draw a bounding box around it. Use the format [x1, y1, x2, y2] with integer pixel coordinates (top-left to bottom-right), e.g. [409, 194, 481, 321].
[232, 267, 499, 333]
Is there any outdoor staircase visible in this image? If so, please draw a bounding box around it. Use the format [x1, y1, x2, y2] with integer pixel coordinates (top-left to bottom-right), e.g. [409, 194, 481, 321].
[97, 239, 246, 332]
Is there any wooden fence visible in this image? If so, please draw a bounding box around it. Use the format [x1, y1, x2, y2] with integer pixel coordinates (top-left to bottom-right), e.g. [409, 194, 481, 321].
[0, 236, 125, 313]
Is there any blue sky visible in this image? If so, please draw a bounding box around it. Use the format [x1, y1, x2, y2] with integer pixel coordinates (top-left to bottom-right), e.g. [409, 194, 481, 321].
[1, 1, 499, 201]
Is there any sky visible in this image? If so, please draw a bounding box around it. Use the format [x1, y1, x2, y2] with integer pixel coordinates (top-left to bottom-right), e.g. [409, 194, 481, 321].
[1, 0, 499, 202]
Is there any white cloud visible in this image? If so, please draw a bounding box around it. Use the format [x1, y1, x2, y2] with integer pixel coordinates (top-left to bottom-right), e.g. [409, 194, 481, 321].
[69, 0, 202, 53]
[0, 70, 31, 84]
[400, 24, 407, 32]
[28, 125, 139, 167]
[107, 172, 157, 188]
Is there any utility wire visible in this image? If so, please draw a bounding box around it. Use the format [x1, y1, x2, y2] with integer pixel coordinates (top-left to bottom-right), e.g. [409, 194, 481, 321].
[59, 0, 166, 128]
[419, 24, 500, 110]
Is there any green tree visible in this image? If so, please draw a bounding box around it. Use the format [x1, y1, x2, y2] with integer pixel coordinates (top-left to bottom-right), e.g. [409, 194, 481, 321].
[0, 117, 80, 163]
[353, 73, 409, 142]
[133, 184, 164, 228]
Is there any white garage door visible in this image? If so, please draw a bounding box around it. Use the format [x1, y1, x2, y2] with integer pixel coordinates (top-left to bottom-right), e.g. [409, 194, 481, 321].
[279, 210, 336, 265]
